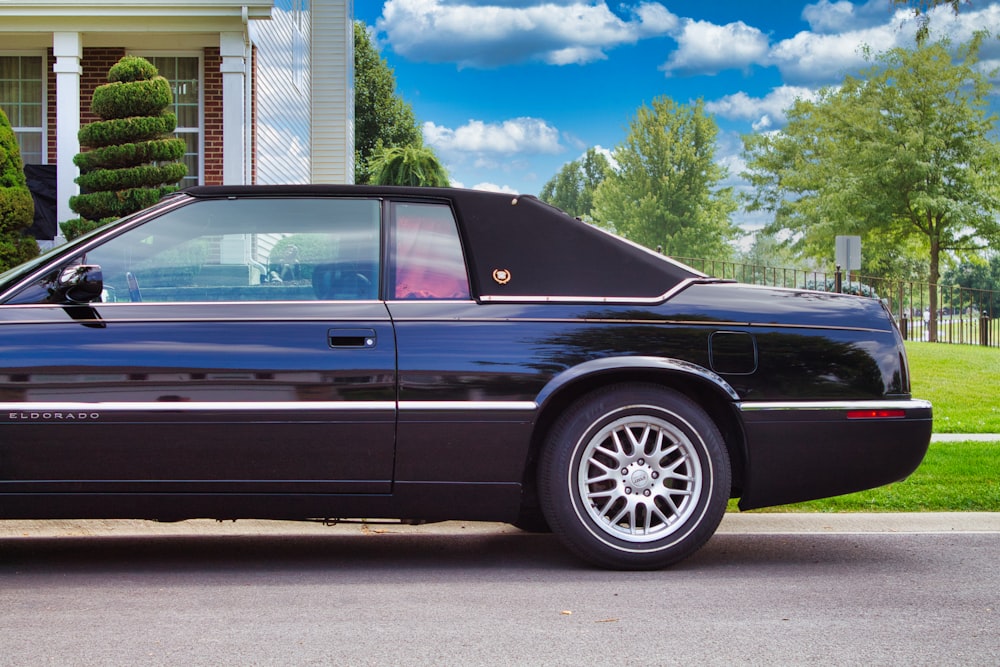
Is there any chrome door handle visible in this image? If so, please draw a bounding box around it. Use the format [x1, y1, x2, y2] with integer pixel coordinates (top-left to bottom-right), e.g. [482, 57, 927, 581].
[327, 328, 377, 349]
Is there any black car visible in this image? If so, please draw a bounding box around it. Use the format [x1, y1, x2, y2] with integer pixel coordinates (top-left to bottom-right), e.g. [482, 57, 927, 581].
[0, 185, 931, 569]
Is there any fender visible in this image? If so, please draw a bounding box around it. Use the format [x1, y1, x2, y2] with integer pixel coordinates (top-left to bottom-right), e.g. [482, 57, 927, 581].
[534, 355, 740, 410]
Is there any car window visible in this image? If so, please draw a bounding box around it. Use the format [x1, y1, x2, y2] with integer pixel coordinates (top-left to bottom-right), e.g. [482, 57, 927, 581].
[36, 197, 380, 304]
[391, 202, 470, 300]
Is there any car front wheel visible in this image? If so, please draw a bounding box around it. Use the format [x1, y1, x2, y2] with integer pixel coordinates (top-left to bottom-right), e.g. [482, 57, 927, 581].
[539, 384, 731, 570]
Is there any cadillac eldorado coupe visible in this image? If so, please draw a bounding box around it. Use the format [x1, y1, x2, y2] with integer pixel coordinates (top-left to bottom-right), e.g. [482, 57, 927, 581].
[0, 185, 932, 569]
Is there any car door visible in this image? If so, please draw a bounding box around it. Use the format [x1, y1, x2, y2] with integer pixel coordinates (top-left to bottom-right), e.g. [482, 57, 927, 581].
[0, 195, 396, 495]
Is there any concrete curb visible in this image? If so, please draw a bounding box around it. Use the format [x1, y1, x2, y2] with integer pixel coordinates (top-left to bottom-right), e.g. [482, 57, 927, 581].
[1, 513, 998, 539]
[931, 433, 1000, 442]
[717, 511, 1000, 534]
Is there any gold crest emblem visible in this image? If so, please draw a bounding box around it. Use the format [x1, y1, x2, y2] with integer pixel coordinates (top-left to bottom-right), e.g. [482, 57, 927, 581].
[492, 269, 511, 285]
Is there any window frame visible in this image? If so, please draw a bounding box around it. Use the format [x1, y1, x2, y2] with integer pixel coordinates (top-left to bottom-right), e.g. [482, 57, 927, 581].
[133, 52, 204, 187]
[388, 200, 472, 301]
[0, 52, 47, 165]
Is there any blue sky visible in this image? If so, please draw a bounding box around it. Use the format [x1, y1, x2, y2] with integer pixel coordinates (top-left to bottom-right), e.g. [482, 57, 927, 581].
[355, 1, 1000, 218]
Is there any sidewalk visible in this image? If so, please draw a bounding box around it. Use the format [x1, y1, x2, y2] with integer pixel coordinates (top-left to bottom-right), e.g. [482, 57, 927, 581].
[931, 433, 1000, 441]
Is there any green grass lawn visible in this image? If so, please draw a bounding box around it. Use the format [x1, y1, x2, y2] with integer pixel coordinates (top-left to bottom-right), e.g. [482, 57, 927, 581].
[906, 341, 1000, 433]
[731, 342, 1000, 512]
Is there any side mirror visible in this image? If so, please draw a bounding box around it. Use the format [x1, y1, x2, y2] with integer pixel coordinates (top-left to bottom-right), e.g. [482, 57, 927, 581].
[54, 264, 104, 304]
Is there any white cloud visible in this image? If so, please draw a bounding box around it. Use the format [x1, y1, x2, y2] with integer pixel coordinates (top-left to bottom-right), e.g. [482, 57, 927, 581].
[768, 22, 905, 85]
[706, 86, 818, 129]
[801, 0, 892, 34]
[659, 19, 770, 76]
[651, 2, 1000, 86]
[769, 4, 1000, 86]
[423, 117, 563, 155]
[377, 0, 678, 68]
[470, 182, 519, 193]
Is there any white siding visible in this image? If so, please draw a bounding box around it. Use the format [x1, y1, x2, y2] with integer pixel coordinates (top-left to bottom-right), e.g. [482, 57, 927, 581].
[310, 0, 354, 184]
[250, 0, 312, 184]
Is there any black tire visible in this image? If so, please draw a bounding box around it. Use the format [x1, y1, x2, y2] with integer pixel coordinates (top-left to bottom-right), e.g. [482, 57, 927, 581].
[538, 384, 731, 570]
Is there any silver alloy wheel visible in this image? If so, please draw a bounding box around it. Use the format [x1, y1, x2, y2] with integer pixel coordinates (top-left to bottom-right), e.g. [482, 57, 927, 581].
[576, 412, 703, 543]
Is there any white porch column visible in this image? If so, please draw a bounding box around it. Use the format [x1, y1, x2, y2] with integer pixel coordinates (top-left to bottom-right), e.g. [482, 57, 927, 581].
[219, 32, 247, 185]
[52, 32, 82, 227]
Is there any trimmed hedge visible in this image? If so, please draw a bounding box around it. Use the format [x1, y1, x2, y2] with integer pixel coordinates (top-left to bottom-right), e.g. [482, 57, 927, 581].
[70, 187, 175, 221]
[68, 56, 186, 231]
[74, 139, 186, 171]
[76, 163, 187, 193]
[108, 55, 160, 83]
[78, 114, 177, 148]
[91, 78, 173, 120]
[60, 216, 115, 241]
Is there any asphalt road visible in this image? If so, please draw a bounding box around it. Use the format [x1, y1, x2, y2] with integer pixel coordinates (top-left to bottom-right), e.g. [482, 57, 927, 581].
[1, 516, 998, 666]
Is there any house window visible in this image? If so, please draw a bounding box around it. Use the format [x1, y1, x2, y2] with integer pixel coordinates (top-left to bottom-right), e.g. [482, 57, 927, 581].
[143, 55, 201, 188]
[0, 55, 44, 165]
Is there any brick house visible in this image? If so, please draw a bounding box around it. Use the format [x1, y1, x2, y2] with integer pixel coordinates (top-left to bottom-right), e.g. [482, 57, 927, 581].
[0, 0, 354, 242]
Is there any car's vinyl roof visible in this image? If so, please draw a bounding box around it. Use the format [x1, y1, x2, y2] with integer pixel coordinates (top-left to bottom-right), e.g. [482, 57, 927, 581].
[181, 185, 702, 300]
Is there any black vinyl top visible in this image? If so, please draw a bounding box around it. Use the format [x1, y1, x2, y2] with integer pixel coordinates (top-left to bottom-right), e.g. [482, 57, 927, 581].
[182, 185, 704, 300]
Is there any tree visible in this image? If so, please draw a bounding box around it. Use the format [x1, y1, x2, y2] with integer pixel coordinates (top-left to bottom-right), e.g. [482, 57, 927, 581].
[369, 145, 449, 187]
[65, 56, 186, 240]
[592, 97, 738, 259]
[944, 254, 1000, 292]
[0, 108, 39, 270]
[354, 21, 423, 184]
[539, 148, 611, 220]
[742, 35, 1000, 341]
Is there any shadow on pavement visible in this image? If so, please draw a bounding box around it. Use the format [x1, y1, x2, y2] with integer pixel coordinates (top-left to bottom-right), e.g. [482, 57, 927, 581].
[0, 529, 938, 579]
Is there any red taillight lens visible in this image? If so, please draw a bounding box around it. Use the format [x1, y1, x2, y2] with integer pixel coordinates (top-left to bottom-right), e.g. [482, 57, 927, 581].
[847, 409, 906, 420]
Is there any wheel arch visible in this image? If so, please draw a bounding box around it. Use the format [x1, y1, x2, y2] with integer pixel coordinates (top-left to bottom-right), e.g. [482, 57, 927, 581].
[519, 357, 748, 514]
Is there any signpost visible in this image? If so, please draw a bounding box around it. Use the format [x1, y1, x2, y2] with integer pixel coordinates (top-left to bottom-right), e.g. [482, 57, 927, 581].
[835, 235, 861, 292]
[836, 235, 861, 274]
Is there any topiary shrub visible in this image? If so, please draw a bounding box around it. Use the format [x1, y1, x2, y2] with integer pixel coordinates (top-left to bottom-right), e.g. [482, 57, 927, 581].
[0, 107, 40, 271]
[65, 55, 187, 240]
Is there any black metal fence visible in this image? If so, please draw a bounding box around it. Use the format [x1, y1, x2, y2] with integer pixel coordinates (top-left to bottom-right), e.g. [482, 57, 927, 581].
[674, 257, 999, 348]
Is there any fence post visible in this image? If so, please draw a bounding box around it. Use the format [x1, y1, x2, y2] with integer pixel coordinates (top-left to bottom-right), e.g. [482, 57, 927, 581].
[834, 265, 842, 293]
[982, 315, 991, 347]
[900, 314, 909, 340]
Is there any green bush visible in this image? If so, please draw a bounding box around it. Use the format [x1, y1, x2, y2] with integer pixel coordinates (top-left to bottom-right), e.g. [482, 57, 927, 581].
[0, 108, 39, 270]
[0, 236, 39, 269]
[0, 187, 34, 234]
